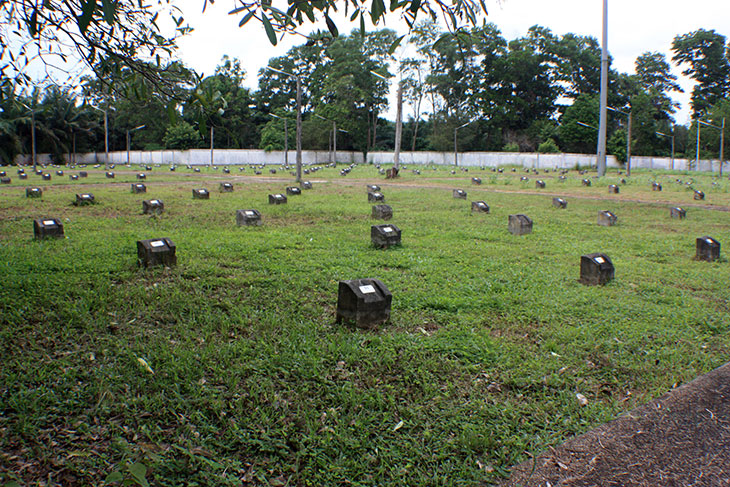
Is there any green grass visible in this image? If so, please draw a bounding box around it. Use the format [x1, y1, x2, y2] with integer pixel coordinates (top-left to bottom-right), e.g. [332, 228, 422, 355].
[1, 163, 729, 486]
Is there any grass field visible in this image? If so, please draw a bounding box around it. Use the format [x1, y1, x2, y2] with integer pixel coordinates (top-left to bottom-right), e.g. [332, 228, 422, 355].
[1, 162, 729, 486]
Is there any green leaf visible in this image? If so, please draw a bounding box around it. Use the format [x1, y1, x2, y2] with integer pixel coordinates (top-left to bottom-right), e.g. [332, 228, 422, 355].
[388, 34, 405, 54]
[238, 11, 255, 27]
[370, 0, 385, 24]
[359, 13, 365, 36]
[409, 0, 421, 14]
[127, 463, 149, 487]
[262, 14, 277, 45]
[28, 7, 38, 36]
[101, 0, 115, 25]
[77, 0, 95, 34]
[104, 471, 123, 484]
[324, 14, 338, 37]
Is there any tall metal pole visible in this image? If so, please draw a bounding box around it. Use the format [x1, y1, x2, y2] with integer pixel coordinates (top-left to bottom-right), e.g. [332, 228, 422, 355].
[333, 121, 337, 164]
[104, 109, 109, 169]
[127, 130, 131, 165]
[720, 117, 725, 177]
[695, 120, 700, 170]
[295, 76, 302, 183]
[210, 126, 214, 166]
[596, 0, 608, 177]
[626, 110, 632, 176]
[454, 126, 459, 167]
[394, 81, 403, 171]
[31, 109, 37, 172]
[671, 133, 675, 171]
[284, 119, 289, 167]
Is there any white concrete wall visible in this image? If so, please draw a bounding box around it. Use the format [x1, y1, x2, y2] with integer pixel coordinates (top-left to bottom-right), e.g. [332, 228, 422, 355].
[13, 149, 726, 173]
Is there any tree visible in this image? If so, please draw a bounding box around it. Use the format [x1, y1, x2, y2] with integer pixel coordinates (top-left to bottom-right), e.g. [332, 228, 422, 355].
[163, 122, 201, 150]
[558, 94, 599, 153]
[672, 29, 730, 118]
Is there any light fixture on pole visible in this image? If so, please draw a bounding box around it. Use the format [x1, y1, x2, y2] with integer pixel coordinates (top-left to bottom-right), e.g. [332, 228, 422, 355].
[696, 118, 726, 176]
[655, 129, 675, 171]
[267, 66, 302, 182]
[596, 0, 609, 177]
[90, 104, 112, 169]
[126, 125, 145, 165]
[270, 113, 289, 166]
[607, 106, 632, 176]
[370, 70, 402, 171]
[454, 120, 475, 167]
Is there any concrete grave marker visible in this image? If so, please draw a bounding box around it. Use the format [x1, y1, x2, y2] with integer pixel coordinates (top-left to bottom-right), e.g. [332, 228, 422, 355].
[223, 167, 230, 174]
[0, 177, 10, 184]
[652, 182, 662, 191]
[508, 214, 533, 235]
[579, 253, 614, 285]
[194, 167, 201, 173]
[42, 173, 51, 181]
[70, 175, 79, 181]
[520, 176, 529, 182]
[372, 204, 393, 220]
[142, 199, 164, 215]
[336, 278, 392, 329]
[536, 180, 546, 189]
[453, 189, 467, 199]
[236, 209, 262, 226]
[371, 224, 402, 248]
[608, 184, 619, 194]
[582, 179, 591, 187]
[19, 173, 28, 180]
[34, 218, 64, 239]
[694, 190, 705, 200]
[301, 181, 312, 190]
[56, 170, 64, 176]
[137, 173, 146, 180]
[105, 172, 115, 179]
[137, 238, 177, 267]
[559, 175, 566, 182]
[286, 186, 301, 196]
[268, 193, 287, 205]
[598, 210, 617, 226]
[131, 183, 147, 194]
[367, 184, 381, 192]
[26, 187, 42, 198]
[670, 207, 686, 219]
[79, 171, 88, 178]
[471, 201, 490, 213]
[192, 189, 210, 199]
[472, 177, 482, 185]
[219, 182, 234, 193]
[696, 236, 720, 262]
[552, 197, 567, 209]
[74, 193, 95, 206]
[368, 192, 385, 202]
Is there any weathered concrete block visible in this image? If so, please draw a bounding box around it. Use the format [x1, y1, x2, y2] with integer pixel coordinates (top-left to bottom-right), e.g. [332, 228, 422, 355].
[453, 189, 467, 199]
[608, 184, 619, 194]
[552, 197, 567, 209]
[223, 167, 230, 174]
[471, 201, 490, 213]
[368, 192, 385, 202]
[371, 224, 401, 248]
[19, 173, 27, 180]
[268, 193, 287, 204]
[335, 278, 392, 329]
[192, 189, 210, 199]
[694, 190, 705, 200]
[582, 178, 591, 187]
[367, 184, 380, 193]
[56, 170, 64, 176]
[74, 193, 95, 206]
[696, 236, 720, 262]
[236, 209, 262, 226]
[372, 204, 393, 220]
[535, 180, 546, 188]
[220, 182, 234, 192]
[286, 186, 301, 196]
[472, 177, 482, 185]
[79, 171, 88, 178]
[137, 173, 146, 180]
[520, 176, 529, 182]
[558, 175, 566, 182]
[194, 167, 201, 173]
[302, 181, 312, 190]
[137, 238, 177, 267]
[105, 172, 115, 179]
[42, 173, 51, 181]
[598, 210, 617, 226]
[131, 183, 147, 194]
[652, 182, 662, 191]
[508, 214, 533, 235]
[142, 199, 164, 215]
[69, 175, 79, 181]
[34, 218, 64, 239]
[579, 253, 614, 286]
[26, 187, 42, 198]
[0, 177, 10, 184]
[670, 207, 686, 219]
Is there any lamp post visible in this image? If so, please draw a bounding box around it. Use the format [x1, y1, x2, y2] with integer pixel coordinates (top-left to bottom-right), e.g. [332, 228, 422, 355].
[696, 118, 726, 176]
[270, 113, 288, 166]
[607, 106, 632, 176]
[19, 101, 37, 172]
[90, 104, 112, 169]
[268, 66, 302, 182]
[126, 124, 145, 165]
[454, 120, 475, 167]
[371, 70, 402, 171]
[596, 0, 609, 177]
[655, 129, 675, 171]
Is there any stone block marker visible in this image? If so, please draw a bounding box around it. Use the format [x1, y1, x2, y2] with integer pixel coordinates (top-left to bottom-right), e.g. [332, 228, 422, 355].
[598, 210, 617, 226]
[131, 183, 147, 194]
[286, 186, 301, 196]
[56, 170, 64, 176]
[70, 175, 79, 181]
[219, 182, 234, 193]
[79, 171, 88, 178]
[453, 189, 467, 199]
[608, 184, 620, 194]
[236, 209, 262, 226]
[105, 172, 115, 179]
[508, 214, 533, 235]
[301, 181, 312, 190]
[582, 178, 591, 187]
[268, 193, 287, 205]
[694, 190, 705, 201]
[26, 187, 42, 198]
[536, 180, 546, 189]
[368, 192, 385, 203]
[653, 182, 662, 191]
[74, 193, 95, 206]
[34, 218, 64, 239]
[371, 224, 401, 248]
[42, 173, 51, 181]
[335, 278, 392, 329]
[372, 204, 393, 220]
[19, 173, 27, 180]
[579, 253, 614, 285]
[552, 197, 567, 209]
[137, 173, 146, 180]
[471, 201, 490, 213]
[1, 177, 11, 184]
[142, 199, 164, 215]
[137, 238, 177, 268]
[192, 189, 210, 199]
[472, 177, 482, 185]
[671, 207, 686, 219]
[696, 236, 720, 262]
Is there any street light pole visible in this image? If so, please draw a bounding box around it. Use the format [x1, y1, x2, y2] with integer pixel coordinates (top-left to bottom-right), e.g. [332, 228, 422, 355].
[127, 125, 145, 165]
[656, 129, 675, 170]
[370, 70, 402, 171]
[596, 0, 609, 177]
[210, 126, 214, 167]
[697, 118, 725, 175]
[695, 119, 701, 170]
[454, 120, 474, 166]
[268, 66, 302, 182]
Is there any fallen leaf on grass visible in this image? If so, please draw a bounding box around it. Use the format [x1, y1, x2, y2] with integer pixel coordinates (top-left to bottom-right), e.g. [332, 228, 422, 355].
[576, 393, 588, 406]
[393, 420, 404, 431]
[137, 357, 155, 375]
